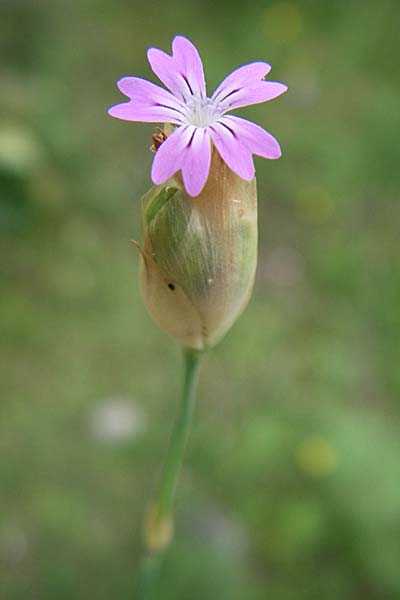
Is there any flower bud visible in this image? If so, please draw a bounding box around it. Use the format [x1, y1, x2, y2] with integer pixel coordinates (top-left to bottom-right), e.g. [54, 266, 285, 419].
[135, 147, 257, 350]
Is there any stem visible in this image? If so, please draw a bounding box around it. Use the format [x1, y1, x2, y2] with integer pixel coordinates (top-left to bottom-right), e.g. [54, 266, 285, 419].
[156, 347, 202, 523]
[136, 347, 202, 598]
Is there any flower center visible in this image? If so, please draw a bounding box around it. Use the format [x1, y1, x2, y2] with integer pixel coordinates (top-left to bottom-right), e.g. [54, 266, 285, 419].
[184, 96, 224, 128]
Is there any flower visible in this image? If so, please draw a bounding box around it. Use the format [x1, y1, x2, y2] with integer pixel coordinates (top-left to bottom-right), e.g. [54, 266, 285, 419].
[108, 35, 287, 197]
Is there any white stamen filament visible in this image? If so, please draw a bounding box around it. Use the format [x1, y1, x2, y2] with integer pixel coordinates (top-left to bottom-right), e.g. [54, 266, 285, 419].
[184, 96, 225, 128]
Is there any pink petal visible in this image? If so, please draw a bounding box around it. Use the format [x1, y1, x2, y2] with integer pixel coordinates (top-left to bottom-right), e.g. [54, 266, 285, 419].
[220, 116, 282, 159]
[108, 101, 184, 124]
[117, 77, 184, 108]
[172, 36, 206, 98]
[147, 48, 188, 102]
[212, 62, 272, 103]
[151, 125, 196, 184]
[181, 128, 211, 197]
[208, 122, 255, 181]
[219, 81, 288, 111]
[108, 76, 186, 124]
[148, 35, 206, 102]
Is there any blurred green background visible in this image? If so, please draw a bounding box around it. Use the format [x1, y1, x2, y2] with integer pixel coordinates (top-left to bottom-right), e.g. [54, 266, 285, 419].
[1, 0, 400, 598]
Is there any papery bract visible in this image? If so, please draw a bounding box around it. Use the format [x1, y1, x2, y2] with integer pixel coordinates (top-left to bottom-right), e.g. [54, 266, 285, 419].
[135, 146, 257, 350]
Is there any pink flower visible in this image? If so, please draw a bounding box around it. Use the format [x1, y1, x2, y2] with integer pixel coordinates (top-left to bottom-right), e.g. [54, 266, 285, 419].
[109, 36, 287, 197]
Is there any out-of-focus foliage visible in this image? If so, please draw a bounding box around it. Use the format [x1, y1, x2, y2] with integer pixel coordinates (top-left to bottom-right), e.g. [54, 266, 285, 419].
[1, 1, 399, 598]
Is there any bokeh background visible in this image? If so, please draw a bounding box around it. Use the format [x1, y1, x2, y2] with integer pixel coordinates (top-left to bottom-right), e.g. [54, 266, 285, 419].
[1, 0, 400, 598]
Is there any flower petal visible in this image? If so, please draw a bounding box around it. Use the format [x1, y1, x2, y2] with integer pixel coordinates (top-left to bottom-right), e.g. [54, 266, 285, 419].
[208, 122, 255, 181]
[220, 116, 282, 159]
[172, 36, 206, 98]
[151, 125, 195, 184]
[108, 101, 184, 124]
[148, 35, 206, 102]
[116, 76, 183, 107]
[108, 76, 186, 124]
[219, 81, 288, 111]
[181, 128, 211, 197]
[212, 62, 272, 103]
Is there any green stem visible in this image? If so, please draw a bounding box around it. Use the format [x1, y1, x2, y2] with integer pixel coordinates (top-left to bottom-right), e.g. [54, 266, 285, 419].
[156, 347, 202, 523]
[136, 347, 202, 599]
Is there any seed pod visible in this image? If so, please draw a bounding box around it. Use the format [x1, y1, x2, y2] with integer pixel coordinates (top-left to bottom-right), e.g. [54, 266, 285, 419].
[135, 146, 257, 350]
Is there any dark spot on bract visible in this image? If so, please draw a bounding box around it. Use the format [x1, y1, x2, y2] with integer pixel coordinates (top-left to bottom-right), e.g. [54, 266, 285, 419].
[168, 283, 175, 290]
